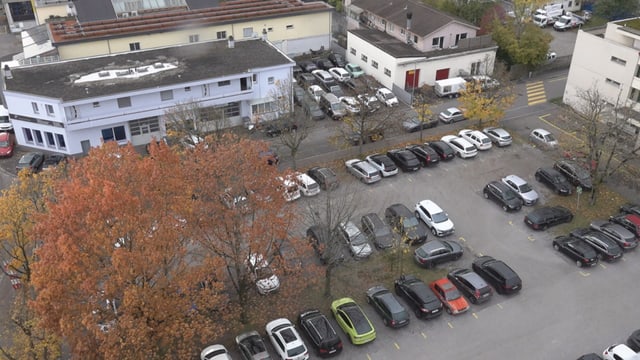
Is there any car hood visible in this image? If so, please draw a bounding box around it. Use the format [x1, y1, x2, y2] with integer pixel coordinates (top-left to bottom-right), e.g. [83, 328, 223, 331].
[0, 146, 12, 155]
[352, 242, 372, 257]
[521, 189, 539, 202]
[434, 219, 455, 232]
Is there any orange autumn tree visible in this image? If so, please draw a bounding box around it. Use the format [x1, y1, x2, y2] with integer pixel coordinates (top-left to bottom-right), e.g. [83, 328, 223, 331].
[184, 135, 320, 325]
[31, 142, 230, 359]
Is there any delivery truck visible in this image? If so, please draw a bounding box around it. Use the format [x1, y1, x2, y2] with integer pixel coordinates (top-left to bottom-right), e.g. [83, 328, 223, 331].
[434, 77, 466, 98]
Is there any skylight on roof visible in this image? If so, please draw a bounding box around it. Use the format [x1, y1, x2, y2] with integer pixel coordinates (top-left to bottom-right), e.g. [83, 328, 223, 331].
[74, 62, 177, 84]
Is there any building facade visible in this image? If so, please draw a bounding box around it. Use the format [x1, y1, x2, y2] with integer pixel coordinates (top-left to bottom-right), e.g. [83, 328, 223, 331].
[1, 38, 294, 155]
[563, 18, 640, 132]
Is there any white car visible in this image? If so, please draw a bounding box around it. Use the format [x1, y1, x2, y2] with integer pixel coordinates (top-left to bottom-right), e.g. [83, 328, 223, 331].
[279, 175, 301, 202]
[458, 129, 492, 150]
[328, 67, 351, 82]
[501, 174, 539, 206]
[365, 153, 399, 177]
[295, 172, 320, 197]
[345, 159, 382, 184]
[415, 199, 455, 236]
[375, 88, 399, 107]
[307, 85, 325, 103]
[200, 344, 232, 360]
[441, 135, 477, 159]
[530, 128, 558, 148]
[340, 96, 360, 114]
[246, 253, 280, 295]
[603, 344, 638, 360]
[483, 127, 512, 147]
[266, 318, 310, 360]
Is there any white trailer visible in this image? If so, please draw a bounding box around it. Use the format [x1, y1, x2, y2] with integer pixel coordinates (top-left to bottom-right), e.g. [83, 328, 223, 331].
[553, 12, 585, 31]
[434, 77, 466, 98]
[532, 3, 564, 27]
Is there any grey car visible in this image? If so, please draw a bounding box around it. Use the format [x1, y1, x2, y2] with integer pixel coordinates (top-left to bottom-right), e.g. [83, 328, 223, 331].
[447, 268, 493, 304]
[501, 174, 539, 206]
[590, 220, 639, 251]
[361, 213, 395, 249]
[413, 239, 463, 268]
[338, 221, 373, 259]
[438, 107, 465, 123]
[345, 159, 381, 184]
[235, 330, 271, 360]
[482, 127, 512, 147]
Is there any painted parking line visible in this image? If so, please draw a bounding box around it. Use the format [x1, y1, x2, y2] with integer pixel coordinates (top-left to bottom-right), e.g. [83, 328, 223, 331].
[421, 332, 427, 339]
[497, 303, 503, 309]
[477, 252, 483, 257]
[508, 220, 513, 226]
[366, 354, 372, 360]
[448, 322, 454, 329]
[528, 236, 535, 242]
[394, 342, 400, 350]
[600, 263, 607, 269]
[472, 312, 478, 319]
[579, 271, 591, 277]
[548, 76, 567, 82]
[459, 236, 466, 242]
[527, 81, 547, 105]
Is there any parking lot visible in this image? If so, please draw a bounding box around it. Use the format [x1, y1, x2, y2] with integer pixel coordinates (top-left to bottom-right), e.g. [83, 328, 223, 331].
[294, 136, 639, 359]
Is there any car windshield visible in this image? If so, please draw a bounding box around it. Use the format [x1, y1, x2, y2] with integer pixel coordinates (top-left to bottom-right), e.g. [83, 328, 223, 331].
[255, 266, 274, 280]
[444, 288, 461, 301]
[383, 92, 394, 100]
[351, 232, 368, 246]
[481, 138, 491, 144]
[331, 102, 345, 111]
[519, 183, 533, 193]
[351, 65, 362, 72]
[402, 216, 419, 229]
[543, 134, 556, 142]
[287, 345, 306, 357]
[432, 212, 449, 223]
[443, 110, 454, 116]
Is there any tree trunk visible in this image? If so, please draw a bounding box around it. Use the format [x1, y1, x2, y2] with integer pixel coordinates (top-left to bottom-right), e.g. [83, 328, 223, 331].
[323, 265, 333, 298]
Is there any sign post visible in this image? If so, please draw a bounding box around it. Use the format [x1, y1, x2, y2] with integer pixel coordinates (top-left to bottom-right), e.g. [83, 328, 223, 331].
[576, 186, 582, 210]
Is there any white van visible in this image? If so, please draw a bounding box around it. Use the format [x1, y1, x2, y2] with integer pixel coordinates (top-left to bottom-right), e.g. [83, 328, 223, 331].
[296, 173, 320, 196]
[434, 77, 466, 98]
[0, 104, 11, 131]
[279, 175, 301, 202]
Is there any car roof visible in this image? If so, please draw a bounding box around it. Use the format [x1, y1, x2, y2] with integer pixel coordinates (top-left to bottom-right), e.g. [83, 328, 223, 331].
[418, 200, 443, 213]
[533, 128, 550, 135]
[445, 107, 460, 112]
[503, 174, 527, 186]
[389, 203, 412, 216]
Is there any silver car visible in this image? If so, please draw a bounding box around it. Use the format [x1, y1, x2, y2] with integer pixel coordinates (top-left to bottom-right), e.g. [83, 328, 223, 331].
[338, 221, 373, 259]
[590, 220, 639, 251]
[501, 174, 539, 206]
[345, 159, 382, 184]
[483, 127, 512, 147]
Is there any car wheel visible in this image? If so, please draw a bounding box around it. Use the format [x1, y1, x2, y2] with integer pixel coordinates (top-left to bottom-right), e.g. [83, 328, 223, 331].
[556, 188, 563, 195]
[366, 296, 371, 304]
[596, 253, 602, 260]
[567, 215, 574, 223]
[431, 227, 437, 236]
[541, 224, 548, 231]
[535, 173, 541, 181]
[502, 204, 509, 212]
[383, 318, 389, 327]
[446, 307, 452, 314]
[415, 308, 422, 318]
[483, 191, 489, 199]
[576, 260, 582, 267]
[470, 296, 477, 304]
[553, 243, 559, 251]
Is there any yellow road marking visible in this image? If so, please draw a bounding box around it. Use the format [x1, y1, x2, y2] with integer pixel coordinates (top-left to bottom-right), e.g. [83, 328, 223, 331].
[478, 252, 483, 257]
[497, 303, 503, 309]
[508, 220, 513, 226]
[394, 342, 400, 350]
[407, 177, 413, 182]
[528, 99, 547, 106]
[549, 77, 567, 82]
[459, 236, 466, 242]
[528, 90, 546, 97]
[421, 332, 427, 339]
[448, 322, 454, 329]
[528, 236, 535, 242]
[472, 312, 478, 319]
[600, 263, 607, 269]
[367, 354, 372, 360]
[528, 95, 547, 102]
[579, 271, 590, 277]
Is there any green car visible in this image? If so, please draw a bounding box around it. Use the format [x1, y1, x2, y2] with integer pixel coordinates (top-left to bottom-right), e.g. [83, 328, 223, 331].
[330, 297, 376, 345]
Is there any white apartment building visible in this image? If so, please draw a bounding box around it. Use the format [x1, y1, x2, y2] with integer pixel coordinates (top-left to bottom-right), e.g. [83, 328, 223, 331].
[564, 18, 640, 131]
[1, 38, 294, 155]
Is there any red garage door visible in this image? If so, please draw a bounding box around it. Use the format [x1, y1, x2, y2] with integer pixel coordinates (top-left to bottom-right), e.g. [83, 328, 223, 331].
[435, 68, 450, 81]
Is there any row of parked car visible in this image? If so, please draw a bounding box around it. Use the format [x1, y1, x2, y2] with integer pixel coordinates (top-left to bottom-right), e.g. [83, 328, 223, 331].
[579, 327, 640, 360]
[201, 253, 523, 360]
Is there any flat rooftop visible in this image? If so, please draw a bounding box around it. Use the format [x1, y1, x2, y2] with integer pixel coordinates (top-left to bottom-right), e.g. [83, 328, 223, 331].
[4, 38, 293, 101]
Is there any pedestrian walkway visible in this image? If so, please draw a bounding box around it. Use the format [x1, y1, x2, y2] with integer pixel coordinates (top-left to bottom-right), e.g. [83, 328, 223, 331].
[526, 81, 547, 106]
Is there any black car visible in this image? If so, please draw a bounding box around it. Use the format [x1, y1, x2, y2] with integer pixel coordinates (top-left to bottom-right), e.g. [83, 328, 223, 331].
[297, 73, 318, 88]
[264, 120, 297, 137]
[425, 141, 455, 161]
[235, 330, 271, 360]
[590, 220, 638, 251]
[299, 61, 318, 73]
[524, 206, 573, 230]
[576, 354, 603, 360]
[328, 53, 346, 68]
[483, 181, 523, 212]
[553, 159, 593, 190]
[42, 154, 68, 171]
[293, 84, 306, 104]
[365, 285, 410, 328]
[402, 116, 438, 132]
[306, 225, 344, 264]
[393, 274, 443, 319]
[298, 309, 343, 357]
[570, 228, 623, 262]
[627, 328, 640, 352]
[314, 58, 334, 70]
[361, 213, 394, 249]
[414, 239, 463, 268]
[386, 149, 421, 172]
[534, 167, 572, 195]
[385, 204, 428, 245]
[609, 213, 640, 237]
[552, 235, 598, 268]
[471, 255, 522, 295]
[307, 167, 339, 191]
[620, 203, 640, 217]
[446, 268, 493, 304]
[16, 152, 45, 173]
[406, 144, 439, 167]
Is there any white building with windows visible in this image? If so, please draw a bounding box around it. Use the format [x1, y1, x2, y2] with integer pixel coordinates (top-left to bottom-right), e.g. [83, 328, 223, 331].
[1, 38, 294, 155]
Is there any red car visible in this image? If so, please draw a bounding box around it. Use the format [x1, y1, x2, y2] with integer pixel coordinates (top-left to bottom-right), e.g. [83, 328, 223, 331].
[429, 278, 469, 315]
[0, 132, 14, 157]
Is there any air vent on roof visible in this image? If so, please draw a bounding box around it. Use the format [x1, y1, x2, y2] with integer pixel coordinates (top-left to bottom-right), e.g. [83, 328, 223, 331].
[136, 66, 148, 73]
[121, 12, 129, 18]
[116, 70, 130, 77]
[153, 63, 164, 69]
[131, 10, 139, 16]
[98, 71, 110, 77]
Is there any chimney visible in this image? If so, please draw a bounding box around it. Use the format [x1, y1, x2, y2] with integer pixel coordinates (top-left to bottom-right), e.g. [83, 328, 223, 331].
[227, 35, 234, 48]
[262, 28, 267, 41]
[406, 11, 412, 44]
[3, 64, 12, 80]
